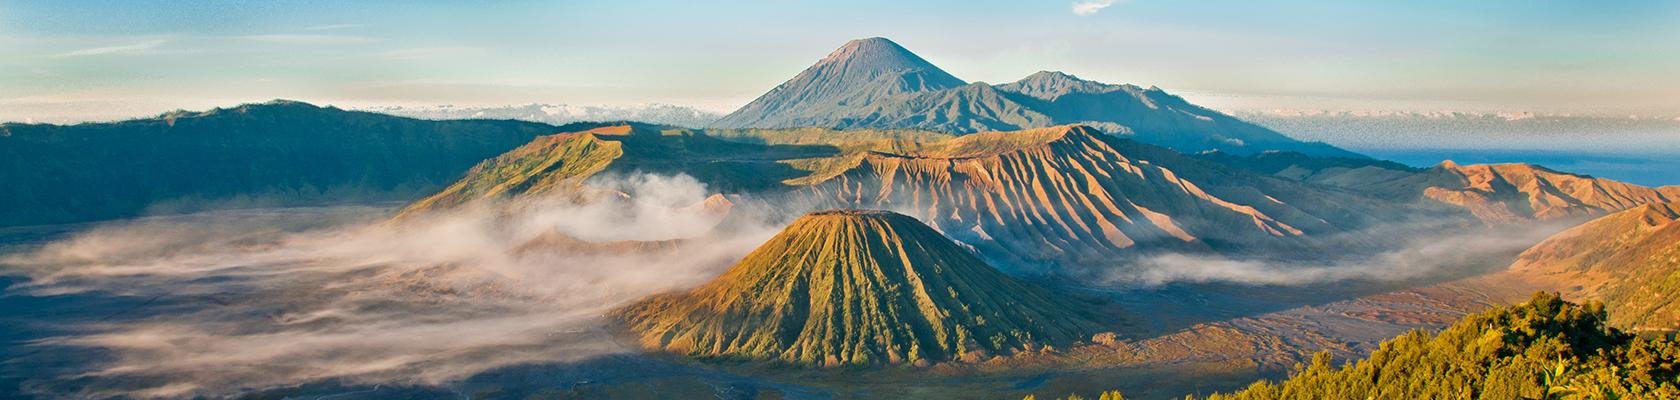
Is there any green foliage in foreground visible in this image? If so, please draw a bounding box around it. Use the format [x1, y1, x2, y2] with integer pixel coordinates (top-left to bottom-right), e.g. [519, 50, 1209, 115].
[1188, 292, 1680, 400]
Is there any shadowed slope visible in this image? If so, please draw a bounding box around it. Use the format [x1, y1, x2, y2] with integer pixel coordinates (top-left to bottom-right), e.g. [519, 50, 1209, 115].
[0, 100, 567, 227]
[614, 210, 1102, 366]
[1508, 202, 1680, 330]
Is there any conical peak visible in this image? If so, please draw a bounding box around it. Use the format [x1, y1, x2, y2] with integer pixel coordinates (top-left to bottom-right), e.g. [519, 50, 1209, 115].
[615, 206, 1103, 366]
[823, 37, 916, 63]
[709, 37, 964, 128]
[808, 37, 961, 84]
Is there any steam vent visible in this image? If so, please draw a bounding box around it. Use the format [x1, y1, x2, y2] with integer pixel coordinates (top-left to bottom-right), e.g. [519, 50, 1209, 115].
[614, 209, 1101, 366]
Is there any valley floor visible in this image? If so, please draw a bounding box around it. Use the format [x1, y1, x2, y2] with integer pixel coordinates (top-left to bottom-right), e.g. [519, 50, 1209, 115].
[0, 208, 1567, 400]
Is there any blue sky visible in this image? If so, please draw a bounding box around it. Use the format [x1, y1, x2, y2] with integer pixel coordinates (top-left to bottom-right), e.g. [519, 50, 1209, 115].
[3, 0, 1679, 122]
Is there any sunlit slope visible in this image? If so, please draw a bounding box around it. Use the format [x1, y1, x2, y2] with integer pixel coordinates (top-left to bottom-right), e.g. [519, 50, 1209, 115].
[1508, 202, 1680, 331]
[1426, 161, 1680, 222]
[791, 125, 1432, 264]
[396, 124, 842, 215]
[401, 124, 1450, 263]
[1207, 152, 1680, 223]
[614, 210, 1101, 366]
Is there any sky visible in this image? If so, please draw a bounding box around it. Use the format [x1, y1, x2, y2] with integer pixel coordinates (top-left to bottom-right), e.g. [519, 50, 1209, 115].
[3, 0, 1680, 123]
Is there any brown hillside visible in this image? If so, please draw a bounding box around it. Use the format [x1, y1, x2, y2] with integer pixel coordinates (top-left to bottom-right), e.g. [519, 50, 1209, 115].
[400, 124, 1452, 265]
[1507, 202, 1680, 330]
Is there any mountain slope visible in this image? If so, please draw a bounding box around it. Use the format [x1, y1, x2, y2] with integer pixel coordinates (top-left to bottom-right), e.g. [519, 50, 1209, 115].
[994, 71, 1359, 158]
[0, 100, 568, 227]
[712, 38, 1357, 157]
[1507, 202, 1680, 330]
[1424, 161, 1680, 222]
[402, 124, 1454, 267]
[712, 37, 966, 129]
[1206, 152, 1680, 223]
[614, 209, 1101, 366]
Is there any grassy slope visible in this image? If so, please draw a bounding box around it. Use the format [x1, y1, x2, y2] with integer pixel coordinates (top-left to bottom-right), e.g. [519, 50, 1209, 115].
[1509, 202, 1680, 331]
[615, 210, 1102, 366]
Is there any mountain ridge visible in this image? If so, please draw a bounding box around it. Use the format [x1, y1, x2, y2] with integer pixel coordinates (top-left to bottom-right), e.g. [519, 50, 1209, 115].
[0, 100, 570, 227]
[400, 123, 1455, 267]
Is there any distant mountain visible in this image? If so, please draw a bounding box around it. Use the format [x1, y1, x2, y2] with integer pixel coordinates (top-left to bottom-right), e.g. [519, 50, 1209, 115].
[0, 100, 575, 227]
[1205, 152, 1680, 223]
[614, 209, 1102, 366]
[711, 37, 967, 129]
[366, 103, 721, 128]
[713, 37, 1357, 158]
[1507, 202, 1680, 331]
[400, 123, 1452, 267]
[1234, 109, 1680, 155]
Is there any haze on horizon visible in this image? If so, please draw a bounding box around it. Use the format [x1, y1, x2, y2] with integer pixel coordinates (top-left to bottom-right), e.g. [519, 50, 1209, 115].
[3, 0, 1679, 124]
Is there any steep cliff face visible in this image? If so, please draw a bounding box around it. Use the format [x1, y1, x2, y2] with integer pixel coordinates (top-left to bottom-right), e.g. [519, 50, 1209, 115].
[1507, 202, 1680, 331]
[792, 125, 1359, 265]
[614, 210, 1101, 366]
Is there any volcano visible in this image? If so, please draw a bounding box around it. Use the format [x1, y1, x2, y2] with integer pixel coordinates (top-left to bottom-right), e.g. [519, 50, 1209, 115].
[614, 209, 1102, 366]
[711, 37, 1358, 157]
[711, 37, 966, 129]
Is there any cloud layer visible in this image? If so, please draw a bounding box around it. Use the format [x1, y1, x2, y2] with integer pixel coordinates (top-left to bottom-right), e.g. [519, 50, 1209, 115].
[2, 173, 777, 398]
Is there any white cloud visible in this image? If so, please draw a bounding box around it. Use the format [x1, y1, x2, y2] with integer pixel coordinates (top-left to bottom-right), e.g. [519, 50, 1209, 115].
[50, 39, 168, 58]
[303, 23, 366, 31]
[241, 34, 374, 45]
[374, 46, 483, 60]
[1072, 0, 1119, 16]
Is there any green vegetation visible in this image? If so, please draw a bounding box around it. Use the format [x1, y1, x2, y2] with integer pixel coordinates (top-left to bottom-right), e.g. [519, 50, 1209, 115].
[614, 210, 1103, 366]
[1024, 391, 1128, 400]
[0, 100, 571, 227]
[1168, 292, 1680, 400]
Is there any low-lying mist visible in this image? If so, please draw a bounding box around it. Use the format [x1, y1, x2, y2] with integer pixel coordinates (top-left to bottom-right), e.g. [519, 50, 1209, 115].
[1096, 220, 1573, 287]
[1, 173, 779, 398]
